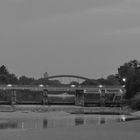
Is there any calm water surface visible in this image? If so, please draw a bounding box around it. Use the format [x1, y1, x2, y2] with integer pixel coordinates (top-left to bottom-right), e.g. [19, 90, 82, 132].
[0, 114, 132, 130]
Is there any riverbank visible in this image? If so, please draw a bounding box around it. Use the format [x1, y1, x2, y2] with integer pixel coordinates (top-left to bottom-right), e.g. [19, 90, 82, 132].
[0, 105, 131, 115]
[0, 105, 139, 140]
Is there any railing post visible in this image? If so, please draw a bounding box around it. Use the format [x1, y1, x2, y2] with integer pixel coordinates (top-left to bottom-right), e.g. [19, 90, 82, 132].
[75, 89, 84, 106]
[100, 88, 105, 107]
[11, 89, 16, 105]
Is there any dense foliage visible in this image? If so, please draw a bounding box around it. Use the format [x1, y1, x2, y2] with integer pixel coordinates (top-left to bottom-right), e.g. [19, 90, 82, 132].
[0, 65, 120, 86]
[118, 60, 140, 99]
[0, 65, 18, 84]
[130, 94, 140, 110]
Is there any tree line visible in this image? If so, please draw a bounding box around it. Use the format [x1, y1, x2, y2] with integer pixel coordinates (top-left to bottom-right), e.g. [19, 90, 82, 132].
[1, 59, 140, 99]
[0, 65, 120, 86]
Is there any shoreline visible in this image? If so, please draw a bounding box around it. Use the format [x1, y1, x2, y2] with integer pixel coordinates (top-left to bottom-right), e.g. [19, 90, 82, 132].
[0, 111, 139, 140]
[0, 105, 131, 115]
[0, 105, 139, 140]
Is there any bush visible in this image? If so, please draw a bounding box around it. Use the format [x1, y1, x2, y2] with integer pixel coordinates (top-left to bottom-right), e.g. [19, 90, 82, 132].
[130, 93, 140, 110]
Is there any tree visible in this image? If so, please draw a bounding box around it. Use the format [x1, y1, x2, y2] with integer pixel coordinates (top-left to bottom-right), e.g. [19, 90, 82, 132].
[70, 81, 80, 86]
[97, 78, 113, 85]
[81, 79, 100, 86]
[0, 75, 8, 84]
[0, 65, 9, 84]
[118, 60, 140, 98]
[0, 65, 9, 75]
[107, 74, 120, 85]
[18, 76, 35, 85]
[35, 78, 62, 86]
[0, 65, 19, 84]
[8, 73, 18, 84]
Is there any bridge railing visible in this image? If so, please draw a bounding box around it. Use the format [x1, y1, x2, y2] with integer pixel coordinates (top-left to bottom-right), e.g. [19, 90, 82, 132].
[0, 85, 125, 106]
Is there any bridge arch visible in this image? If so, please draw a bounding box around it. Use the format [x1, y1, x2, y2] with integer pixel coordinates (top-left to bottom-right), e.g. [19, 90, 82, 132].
[46, 75, 90, 81]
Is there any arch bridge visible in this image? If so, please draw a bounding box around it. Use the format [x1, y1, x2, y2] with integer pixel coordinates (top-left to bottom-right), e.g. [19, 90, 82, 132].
[46, 75, 90, 82]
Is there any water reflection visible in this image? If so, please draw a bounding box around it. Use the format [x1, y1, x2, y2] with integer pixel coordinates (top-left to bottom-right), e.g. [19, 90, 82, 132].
[0, 121, 17, 129]
[43, 119, 48, 128]
[121, 115, 126, 122]
[75, 117, 84, 126]
[0, 115, 135, 130]
[100, 118, 106, 124]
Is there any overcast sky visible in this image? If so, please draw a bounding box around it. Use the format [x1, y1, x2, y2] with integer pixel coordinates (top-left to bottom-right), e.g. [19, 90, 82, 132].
[0, 0, 140, 79]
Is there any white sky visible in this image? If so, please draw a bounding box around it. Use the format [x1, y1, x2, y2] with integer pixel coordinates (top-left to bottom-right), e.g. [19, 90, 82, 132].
[0, 0, 140, 78]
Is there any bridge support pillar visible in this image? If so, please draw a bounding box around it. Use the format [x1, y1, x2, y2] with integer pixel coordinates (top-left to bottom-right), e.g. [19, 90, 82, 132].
[42, 89, 48, 105]
[11, 90, 16, 105]
[100, 89, 105, 107]
[75, 90, 85, 106]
